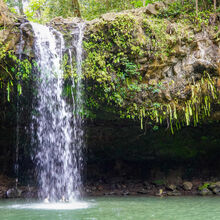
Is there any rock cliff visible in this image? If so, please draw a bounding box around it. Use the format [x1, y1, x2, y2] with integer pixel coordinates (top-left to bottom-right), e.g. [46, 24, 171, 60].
[0, 0, 220, 130]
[49, 2, 220, 131]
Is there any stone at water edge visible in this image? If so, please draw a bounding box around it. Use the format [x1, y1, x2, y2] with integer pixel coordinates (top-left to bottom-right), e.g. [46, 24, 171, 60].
[137, 188, 148, 194]
[183, 181, 193, 191]
[167, 190, 182, 196]
[209, 182, 220, 190]
[166, 184, 177, 191]
[214, 182, 220, 188]
[6, 188, 22, 198]
[208, 183, 216, 190]
[212, 187, 220, 195]
[199, 188, 213, 196]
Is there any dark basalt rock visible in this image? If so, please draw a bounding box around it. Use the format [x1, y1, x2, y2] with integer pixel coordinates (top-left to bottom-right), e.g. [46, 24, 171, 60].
[1, 1, 220, 120]
[212, 187, 220, 195]
[6, 188, 21, 198]
[183, 182, 193, 191]
[199, 188, 213, 196]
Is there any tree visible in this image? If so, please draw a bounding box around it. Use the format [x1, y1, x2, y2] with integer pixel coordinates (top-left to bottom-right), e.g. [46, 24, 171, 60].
[213, 0, 216, 12]
[72, 0, 81, 17]
[18, 0, 24, 14]
[45, 0, 81, 18]
[195, 0, 198, 15]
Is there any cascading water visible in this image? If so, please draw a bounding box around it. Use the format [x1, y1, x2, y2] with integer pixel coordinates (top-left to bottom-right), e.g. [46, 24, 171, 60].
[14, 26, 25, 190]
[31, 22, 85, 202]
[69, 22, 86, 190]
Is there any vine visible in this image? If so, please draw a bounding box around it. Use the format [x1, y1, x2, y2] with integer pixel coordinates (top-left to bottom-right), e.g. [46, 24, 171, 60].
[0, 43, 32, 101]
[82, 13, 219, 133]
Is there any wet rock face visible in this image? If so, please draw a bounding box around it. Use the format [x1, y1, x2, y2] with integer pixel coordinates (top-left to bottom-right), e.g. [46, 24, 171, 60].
[1, 1, 220, 122]
[161, 30, 219, 100]
[18, 22, 35, 57]
[81, 7, 220, 122]
[86, 17, 219, 89]
[49, 17, 85, 48]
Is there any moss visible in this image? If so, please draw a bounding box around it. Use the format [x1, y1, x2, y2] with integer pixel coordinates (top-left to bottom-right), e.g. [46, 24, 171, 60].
[198, 182, 211, 191]
[83, 14, 144, 115]
[83, 13, 219, 133]
[156, 0, 212, 27]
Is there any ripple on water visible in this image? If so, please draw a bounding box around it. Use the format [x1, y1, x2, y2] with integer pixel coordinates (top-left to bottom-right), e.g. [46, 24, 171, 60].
[6, 201, 90, 210]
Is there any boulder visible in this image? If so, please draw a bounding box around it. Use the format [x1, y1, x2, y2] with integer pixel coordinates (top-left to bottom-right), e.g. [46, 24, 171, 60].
[145, 4, 158, 15]
[166, 184, 176, 191]
[137, 188, 148, 194]
[154, 2, 166, 10]
[6, 188, 22, 198]
[209, 183, 217, 190]
[215, 182, 220, 188]
[167, 190, 181, 196]
[212, 187, 220, 195]
[183, 181, 193, 191]
[199, 188, 213, 196]
[122, 191, 130, 196]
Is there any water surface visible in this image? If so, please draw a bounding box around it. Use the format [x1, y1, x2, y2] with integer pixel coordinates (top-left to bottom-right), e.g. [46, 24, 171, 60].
[0, 196, 220, 220]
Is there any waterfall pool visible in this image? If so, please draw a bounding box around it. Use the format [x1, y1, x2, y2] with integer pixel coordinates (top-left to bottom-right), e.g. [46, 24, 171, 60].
[0, 196, 220, 220]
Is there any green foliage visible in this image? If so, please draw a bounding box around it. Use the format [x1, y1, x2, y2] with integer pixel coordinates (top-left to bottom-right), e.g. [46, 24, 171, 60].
[80, 0, 149, 20]
[83, 15, 145, 116]
[152, 179, 165, 186]
[157, 0, 213, 27]
[5, 0, 219, 23]
[143, 17, 178, 59]
[24, 0, 47, 23]
[44, 0, 80, 19]
[157, 0, 195, 19]
[83, 13, 219, 133]
[199, 182, 211, 190]
[0, 44, 32, 101]
[3, 0, 219, 132]
[131, 0, 157, 7]
[4, 0, 18, 11]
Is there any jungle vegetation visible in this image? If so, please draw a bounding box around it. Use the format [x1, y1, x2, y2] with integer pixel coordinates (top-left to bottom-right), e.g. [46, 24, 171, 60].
[1, 0, 219, 133]
[4, 0, 219, 22]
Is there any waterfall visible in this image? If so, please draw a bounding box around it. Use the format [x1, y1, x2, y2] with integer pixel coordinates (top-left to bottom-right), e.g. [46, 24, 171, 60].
[31, 22, 85, 202]
[15, 26, 25, 189]
[69, 22, 86, 192]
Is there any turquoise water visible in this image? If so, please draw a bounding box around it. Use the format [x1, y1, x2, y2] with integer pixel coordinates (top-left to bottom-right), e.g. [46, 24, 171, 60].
[0, 196, 220, 220]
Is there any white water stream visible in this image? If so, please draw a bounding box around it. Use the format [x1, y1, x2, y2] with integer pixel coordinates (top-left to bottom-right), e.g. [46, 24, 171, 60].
[31, 22, 85, 203]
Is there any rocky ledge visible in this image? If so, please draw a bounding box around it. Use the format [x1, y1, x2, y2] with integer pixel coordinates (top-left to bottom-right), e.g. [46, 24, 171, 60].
[2, 175, 220, 199]
[84, 179, 220, 197]
[49, 1, 220, 127]
[1, 0, 220, 127]
[0, 175, 37, 199]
